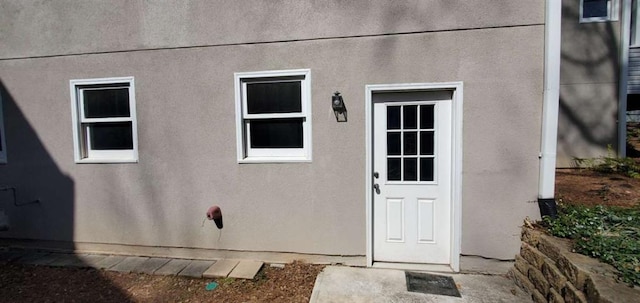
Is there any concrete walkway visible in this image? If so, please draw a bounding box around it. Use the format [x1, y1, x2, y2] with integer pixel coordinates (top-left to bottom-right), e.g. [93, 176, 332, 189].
[310, 266, 533, 303]
[0, 249, 263, 279]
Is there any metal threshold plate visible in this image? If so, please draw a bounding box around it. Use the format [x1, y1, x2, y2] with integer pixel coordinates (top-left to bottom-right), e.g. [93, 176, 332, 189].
[405, 271, 461, 298]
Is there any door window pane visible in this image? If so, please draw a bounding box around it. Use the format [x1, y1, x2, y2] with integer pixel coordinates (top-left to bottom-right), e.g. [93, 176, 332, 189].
[403, 105, 417, 129]
[404, 132, 417, 155]
[388, 158, 401, 181]
[83, 88, 130, 118]
[420, 131, 434, 155]
[89, 122, 133, 150]
[420, 105, 434, 129]
[387, 133, 401, 155]
[387, 106, 400, 130]
[247, 82, 302, 114]
[249, 118, 303, 148]
[420, 158, 434, 181]
[404, 158, 417, 181]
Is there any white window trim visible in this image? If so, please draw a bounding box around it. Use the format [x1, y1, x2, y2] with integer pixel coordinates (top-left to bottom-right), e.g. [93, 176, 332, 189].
[234, 69, 312, 163]
[0, 90, 7, 164]
[580, 0, 619, 23]
[69, 76, 139, 163]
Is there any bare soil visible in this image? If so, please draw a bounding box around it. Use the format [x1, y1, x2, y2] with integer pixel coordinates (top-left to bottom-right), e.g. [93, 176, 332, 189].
[556, 169, 640, 208]
[0, 261, 324, 303]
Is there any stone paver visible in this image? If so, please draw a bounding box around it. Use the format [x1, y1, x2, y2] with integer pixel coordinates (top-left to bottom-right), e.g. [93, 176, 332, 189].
[154, 259, 192, 276]
[178, 260, 216, 278]
[228, 260, 264, 279]
[110, 256, 149, 273]
[95, 255, 127, 269]
[28, 253, 67, 265]
[0, 251, 25, 263]
[75, 254, 108, 268]
[203, 259, 239, 278]
[17, 252, 50, 265]
[48, 254, 85, 267]
[133, 257, 171, 275]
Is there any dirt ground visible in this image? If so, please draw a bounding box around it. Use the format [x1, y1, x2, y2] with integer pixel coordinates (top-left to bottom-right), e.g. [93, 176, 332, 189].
[0, 261, 324, 303]
[556, 169, 640, 208]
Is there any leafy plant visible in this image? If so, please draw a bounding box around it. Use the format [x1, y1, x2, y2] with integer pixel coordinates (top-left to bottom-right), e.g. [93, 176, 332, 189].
[543, 204, 640, 286]
[573, 145, 640, 178]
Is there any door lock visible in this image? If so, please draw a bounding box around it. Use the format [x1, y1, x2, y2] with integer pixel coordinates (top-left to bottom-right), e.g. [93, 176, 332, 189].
[373, 172, 379, 179]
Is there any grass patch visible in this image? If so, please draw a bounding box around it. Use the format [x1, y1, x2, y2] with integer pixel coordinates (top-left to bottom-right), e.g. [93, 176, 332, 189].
[542, 203, 640, 286]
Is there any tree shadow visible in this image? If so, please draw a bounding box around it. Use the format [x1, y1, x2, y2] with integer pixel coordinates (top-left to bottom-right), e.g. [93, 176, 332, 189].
[0, 80, 131, 301]
[558, 2, 621, 161]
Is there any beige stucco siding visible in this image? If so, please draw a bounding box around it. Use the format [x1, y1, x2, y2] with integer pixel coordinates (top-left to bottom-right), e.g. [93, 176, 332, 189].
[558, 0, 622, 166]
[0, 25, 543, 259]
[0, 0, 544, 59]
[0, 1, 545, 260]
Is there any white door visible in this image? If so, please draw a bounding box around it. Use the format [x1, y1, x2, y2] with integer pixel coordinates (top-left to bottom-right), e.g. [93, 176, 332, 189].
[372, 90, 453, 264]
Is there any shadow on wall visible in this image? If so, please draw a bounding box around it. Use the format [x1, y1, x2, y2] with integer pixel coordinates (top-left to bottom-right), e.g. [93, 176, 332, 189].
[557, 2, 619, 163]
[0, 80, 130, 300]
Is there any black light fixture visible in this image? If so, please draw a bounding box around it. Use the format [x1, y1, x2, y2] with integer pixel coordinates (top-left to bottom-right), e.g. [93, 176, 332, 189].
[332, 91, 347, 122]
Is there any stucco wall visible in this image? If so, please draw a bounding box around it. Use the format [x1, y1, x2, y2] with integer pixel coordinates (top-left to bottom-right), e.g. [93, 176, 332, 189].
[0, 1, 544, 260]
[558, 0, 622, 167]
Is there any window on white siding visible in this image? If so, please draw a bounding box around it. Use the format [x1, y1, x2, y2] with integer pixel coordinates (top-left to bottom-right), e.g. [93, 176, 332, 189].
[0, 92, 7, 164]
[580, 0, 618, 22]
[234, 69, 312, 163]
[632, 0, 640, 46]
[70, 77, 138, 163]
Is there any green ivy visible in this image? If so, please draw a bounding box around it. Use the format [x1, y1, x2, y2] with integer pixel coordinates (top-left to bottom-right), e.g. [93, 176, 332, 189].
[543, 204, 640, 286]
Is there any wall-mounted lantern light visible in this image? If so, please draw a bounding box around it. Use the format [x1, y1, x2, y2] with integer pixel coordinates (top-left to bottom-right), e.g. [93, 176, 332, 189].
[332, 91, 347, 122]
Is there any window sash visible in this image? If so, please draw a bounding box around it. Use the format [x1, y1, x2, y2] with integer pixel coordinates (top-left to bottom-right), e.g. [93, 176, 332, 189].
[235, 69, 312, 162]
[70, 77, 138, 163]
[580, 0, 618, 22]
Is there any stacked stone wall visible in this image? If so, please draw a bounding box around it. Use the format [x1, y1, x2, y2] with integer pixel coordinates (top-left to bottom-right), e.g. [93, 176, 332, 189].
[509, 227, 639, 303]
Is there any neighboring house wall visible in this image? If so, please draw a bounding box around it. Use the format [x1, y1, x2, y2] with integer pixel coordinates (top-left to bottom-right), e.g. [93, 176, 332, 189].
[0, 1, 544, 260]
[558, 0, 622, 167]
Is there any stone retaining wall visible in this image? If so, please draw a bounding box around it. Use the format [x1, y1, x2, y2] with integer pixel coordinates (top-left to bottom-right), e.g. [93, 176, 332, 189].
[508, 227, 639, 303]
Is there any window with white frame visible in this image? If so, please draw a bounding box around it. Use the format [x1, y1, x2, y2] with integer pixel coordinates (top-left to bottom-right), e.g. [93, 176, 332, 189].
[0, 91, 7, 164]
[234, 69, 312, 162]
[70, 77, 138, 163]
[581, 0, 618, 22]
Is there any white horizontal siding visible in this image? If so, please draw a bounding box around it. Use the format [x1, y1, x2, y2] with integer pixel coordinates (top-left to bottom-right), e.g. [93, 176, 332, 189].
[628, 47, 640, 94]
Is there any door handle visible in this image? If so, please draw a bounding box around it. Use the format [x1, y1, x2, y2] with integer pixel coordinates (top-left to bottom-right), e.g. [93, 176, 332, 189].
[373, 183, 380, 194]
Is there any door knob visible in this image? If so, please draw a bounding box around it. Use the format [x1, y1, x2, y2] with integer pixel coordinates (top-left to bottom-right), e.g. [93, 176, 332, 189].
[373, 183, 380, 194]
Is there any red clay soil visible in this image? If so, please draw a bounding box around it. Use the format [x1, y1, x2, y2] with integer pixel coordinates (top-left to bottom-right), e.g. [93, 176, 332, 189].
[556, 169, 640, 208]
[0, 261, 324, 303]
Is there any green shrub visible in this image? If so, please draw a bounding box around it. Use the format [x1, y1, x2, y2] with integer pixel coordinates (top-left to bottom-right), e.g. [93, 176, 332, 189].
[573, 146, 640, 178]
[543, 204, 640, 286]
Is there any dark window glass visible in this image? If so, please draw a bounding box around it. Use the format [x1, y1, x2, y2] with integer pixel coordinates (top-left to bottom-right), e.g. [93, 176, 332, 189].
[249, 118, 303, 148]
[583, 0, 608, 18]
[387, 158, 401, 181]
[387, 132, 401, 155]
[420, 158, 434, 181]
[420, 105, 434, 129]
[403, 105, 417, 129]
[89, 122, 133, 150]
[83, 88, 130, 118]
[404, 158, 417, 181]
[404, 132, 417, 155]
[246, 82, 301, 114]
[420, 131, 434, 155]
[387, 106, 400, 130]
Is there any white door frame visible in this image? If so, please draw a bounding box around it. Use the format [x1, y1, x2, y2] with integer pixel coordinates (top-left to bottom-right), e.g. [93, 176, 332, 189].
[365, 82, 463, 271]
